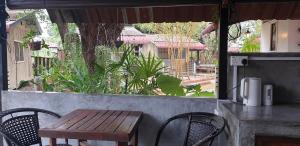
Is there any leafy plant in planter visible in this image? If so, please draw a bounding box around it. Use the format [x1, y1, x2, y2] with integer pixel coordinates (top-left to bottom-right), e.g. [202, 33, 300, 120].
[29, 41, 41, 50]
[22, 29, 42, 50]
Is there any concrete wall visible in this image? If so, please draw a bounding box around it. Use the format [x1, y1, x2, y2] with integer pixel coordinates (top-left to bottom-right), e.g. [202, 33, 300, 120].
[2, 91, 217, 146]
[228, 53, 300, 104]
[261, 20, 300, 52]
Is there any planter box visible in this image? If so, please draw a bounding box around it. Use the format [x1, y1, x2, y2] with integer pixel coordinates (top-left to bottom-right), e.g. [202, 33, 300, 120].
[29, 41, 41, 51]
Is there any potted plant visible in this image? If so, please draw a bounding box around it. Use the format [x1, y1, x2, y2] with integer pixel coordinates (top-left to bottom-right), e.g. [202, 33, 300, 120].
[29, 41, 41, 50]
[22, 30, 42, 51]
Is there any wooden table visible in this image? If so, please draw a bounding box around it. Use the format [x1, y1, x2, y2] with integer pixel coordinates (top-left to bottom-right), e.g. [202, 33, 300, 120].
[39, 109, 143, 146]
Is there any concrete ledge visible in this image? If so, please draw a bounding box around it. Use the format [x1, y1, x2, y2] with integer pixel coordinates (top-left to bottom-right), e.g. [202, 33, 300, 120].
[2, 91, 217, 146]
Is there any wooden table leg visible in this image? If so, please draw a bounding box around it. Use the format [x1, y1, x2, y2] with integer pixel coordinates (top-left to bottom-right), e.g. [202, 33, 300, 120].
[133, 130, 139, 146]
[49, 138, 57, 146]
[130, 130, 138, 146]
[135, 130, 139, 146]
[116, 142, 128, 146]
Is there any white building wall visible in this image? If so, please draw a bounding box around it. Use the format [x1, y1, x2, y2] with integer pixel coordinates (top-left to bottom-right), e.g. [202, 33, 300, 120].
[277, 20, 289, 52]
[288, 20, 300, 52]
[141, 43, 158, 56]
[261, 20, 300, 52]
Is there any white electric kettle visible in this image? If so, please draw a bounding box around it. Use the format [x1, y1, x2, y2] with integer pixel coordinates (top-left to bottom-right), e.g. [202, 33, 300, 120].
[240, 77, 262, 106]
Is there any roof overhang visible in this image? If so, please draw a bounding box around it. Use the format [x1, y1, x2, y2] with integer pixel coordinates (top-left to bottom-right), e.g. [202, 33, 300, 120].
[7, 0, 300, 9]
[6, 14, 43, 34]
[6, 0, 300, 24]
[6, 0, 220, 9]
[46, 5, 218, 24]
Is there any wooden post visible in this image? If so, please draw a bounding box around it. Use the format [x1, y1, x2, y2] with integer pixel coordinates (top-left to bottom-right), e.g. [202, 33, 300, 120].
[0, 0, 8, 91]
[0, 3, 8, 145]
[217, 3, 229, 99]
[197, 50, 200, 62]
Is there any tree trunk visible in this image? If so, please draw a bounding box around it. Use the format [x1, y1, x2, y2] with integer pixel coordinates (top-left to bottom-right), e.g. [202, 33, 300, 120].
[76, 23, 123, 74]
[77, 23, 98, 74]
[57, 23, 68, 43]
[47, 10, 68, 43]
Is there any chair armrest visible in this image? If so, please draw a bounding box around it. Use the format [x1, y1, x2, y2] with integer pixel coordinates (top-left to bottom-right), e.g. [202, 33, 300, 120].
[0, 108, 61, 119]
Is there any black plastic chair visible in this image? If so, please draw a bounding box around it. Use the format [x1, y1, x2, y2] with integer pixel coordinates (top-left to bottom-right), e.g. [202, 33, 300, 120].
[154, 112, 225, 146]
[0, 108, 70, 146]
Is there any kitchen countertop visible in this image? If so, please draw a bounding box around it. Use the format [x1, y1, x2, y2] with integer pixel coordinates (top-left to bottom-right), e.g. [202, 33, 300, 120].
[221, 102, 300, 124]
[219, 101, 300, 146]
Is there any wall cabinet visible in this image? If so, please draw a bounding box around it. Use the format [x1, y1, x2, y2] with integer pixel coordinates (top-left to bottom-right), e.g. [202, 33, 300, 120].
[255, 136, 300, 146]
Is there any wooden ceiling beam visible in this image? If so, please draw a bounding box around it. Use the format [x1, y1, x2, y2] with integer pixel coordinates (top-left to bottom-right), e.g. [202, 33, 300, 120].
[235, 0, 300, 3]
[6, 0, 220, 9]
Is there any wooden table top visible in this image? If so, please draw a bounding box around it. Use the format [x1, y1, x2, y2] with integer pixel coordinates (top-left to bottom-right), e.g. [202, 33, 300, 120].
[39, 109, 143, 142]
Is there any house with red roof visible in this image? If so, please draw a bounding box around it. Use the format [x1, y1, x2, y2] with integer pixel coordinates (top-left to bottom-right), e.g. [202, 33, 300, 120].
[119, 26, 206, 76]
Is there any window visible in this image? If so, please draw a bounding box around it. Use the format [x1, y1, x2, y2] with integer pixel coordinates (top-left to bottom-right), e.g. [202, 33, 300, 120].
[158, 48, 168, 59]
[14, 41, 24, 62]
[174, 48, 186, 59]
[270, 23, 277, 51]
[158, 48, 187, 59]
[134, 45, 142, 56]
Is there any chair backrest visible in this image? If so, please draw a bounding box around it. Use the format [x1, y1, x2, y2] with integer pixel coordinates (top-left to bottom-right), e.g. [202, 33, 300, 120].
[154, 112, 225, 146]
[0, 108, 61, 146]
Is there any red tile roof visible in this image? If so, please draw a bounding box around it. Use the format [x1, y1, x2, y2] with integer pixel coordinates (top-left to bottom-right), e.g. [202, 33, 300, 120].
[153, 41, 206, 51]
[149, 35, 206, 50]
[121, 35, 151, 45]
[121, 34, 206, 51]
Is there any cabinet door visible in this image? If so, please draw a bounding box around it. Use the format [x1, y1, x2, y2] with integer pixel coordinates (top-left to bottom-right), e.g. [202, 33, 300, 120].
[256, 136, 300, 146]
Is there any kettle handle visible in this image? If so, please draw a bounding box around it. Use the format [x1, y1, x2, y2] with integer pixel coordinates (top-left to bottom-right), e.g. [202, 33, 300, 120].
[241, 78, 249, 98]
